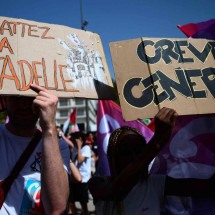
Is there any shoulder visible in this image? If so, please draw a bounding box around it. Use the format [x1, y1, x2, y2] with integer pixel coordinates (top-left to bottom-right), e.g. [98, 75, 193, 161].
[0, 124, 6, 133]
[82, 144, 91, 153]
[0, 124, 10, 139]
[83, 144, 91, 149]
[58, 139, 70, 150]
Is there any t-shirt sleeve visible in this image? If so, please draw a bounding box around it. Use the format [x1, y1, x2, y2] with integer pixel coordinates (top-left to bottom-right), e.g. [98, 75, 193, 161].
[81, 145, 91, 158]
[59, 139, 71, 174]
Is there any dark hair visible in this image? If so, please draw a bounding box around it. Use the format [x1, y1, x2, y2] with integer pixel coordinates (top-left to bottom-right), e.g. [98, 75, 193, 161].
[70, 131, 86, 143]
[107, 126, 146, 176]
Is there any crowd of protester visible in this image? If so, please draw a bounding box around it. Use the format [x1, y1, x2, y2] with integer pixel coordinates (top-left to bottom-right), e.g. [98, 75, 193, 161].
[56, 127, 99, 215]
[1, 87, 215, 215]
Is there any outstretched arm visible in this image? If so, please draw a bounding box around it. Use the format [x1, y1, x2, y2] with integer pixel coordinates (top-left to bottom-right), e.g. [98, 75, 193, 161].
[31, 84, 69, 215]
[89, 107, 178, 201]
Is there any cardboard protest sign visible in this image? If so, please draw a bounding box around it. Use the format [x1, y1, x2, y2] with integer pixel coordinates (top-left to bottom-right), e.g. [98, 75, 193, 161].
[0, 16, 114, 99]
[110, 38, 215, 120]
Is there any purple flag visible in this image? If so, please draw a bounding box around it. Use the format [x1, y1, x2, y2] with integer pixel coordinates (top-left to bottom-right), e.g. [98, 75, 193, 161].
[97, 100, 154, 176]
[151, 114, 215, 214]
[178, 19, 215, 40]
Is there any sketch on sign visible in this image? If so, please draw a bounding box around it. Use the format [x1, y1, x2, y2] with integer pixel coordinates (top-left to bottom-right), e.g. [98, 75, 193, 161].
[0, 17, 113, 99]
[58, 33, 109, 91]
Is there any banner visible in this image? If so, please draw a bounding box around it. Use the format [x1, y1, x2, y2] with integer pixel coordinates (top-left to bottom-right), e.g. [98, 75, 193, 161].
[0, 16, 114, 99]
[150, 22, 215, 214]
[110, 38, 215, 120]
[96, 100, 153, 176]
[150, 113, 215, 214]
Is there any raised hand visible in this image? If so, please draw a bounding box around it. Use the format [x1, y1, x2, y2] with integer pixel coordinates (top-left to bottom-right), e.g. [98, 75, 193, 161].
[154, 107, 178, 146]
[30, 84, 58, 131]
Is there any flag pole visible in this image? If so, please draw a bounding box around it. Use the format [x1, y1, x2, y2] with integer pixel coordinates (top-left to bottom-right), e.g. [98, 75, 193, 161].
[80, 0, 90, 132]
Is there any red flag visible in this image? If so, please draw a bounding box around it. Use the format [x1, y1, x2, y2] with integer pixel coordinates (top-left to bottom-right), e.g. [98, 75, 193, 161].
[177, 19, 215, 40]
[147, 118, 155, 132]
[63, 108, 79, 134]
[69, 108, 77, 125]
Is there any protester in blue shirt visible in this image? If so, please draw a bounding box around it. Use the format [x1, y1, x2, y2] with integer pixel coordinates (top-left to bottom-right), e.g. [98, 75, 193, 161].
[0, 84, 70, 215]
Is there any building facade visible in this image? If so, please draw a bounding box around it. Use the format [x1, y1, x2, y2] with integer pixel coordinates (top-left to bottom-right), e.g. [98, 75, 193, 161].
[56, 98, 97, 132]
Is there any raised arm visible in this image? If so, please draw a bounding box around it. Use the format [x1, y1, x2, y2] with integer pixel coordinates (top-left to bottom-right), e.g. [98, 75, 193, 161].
[30, 84, 69, 215]
[143, 107, 178, 160]
[89, 107, 178, 201]
[76, 138, 86, 164]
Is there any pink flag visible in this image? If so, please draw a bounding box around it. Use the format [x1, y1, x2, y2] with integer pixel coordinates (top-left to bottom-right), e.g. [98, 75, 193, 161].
[151, 113, 215, 214]
[97, 100, 154, 176]
[177, 19, 215, 40]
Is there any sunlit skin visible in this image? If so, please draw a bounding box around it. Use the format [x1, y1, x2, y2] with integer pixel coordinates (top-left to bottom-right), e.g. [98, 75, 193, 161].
[2, 84, 69, 214]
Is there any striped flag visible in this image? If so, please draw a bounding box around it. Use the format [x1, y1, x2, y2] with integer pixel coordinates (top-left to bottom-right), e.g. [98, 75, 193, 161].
[62, 108, 79, 134]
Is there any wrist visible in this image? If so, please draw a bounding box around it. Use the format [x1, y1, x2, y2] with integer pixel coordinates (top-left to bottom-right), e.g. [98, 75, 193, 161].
[42, 126, 57, 137]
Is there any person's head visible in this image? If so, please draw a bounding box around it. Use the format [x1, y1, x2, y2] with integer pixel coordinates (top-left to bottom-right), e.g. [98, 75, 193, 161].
[70, 131, 86, 147]
[56, 125, 63, 139]
[107, 126, 147, 177]
[86, 131, 94, 146]
[86, 132, 94, 140]
[5, 95, 38, 129]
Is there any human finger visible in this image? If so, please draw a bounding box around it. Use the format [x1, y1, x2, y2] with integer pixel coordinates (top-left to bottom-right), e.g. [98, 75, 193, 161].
[30, 83, 49, 94]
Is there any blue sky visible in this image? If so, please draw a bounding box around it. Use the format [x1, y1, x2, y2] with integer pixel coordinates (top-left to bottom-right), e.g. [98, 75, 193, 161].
[1, 0, 214, 79]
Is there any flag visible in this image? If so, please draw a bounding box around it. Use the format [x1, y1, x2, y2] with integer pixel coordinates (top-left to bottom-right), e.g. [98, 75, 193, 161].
[177, 19, 215, 40]
[150, 113, 215, 214]
[162, 20, 215, 214]
[147, 118, 155, 132]
[62, 108, 79, 134]
[97, 100, 154, 176]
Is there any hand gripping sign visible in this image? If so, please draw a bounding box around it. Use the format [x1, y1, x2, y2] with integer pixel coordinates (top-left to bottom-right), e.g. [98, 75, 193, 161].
[110, 38, 215, 120]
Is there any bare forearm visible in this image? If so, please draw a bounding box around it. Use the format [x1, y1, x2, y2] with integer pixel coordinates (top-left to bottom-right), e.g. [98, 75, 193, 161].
[90, 135, 163, 201]
[70, 161, 82, 183]
[77, 147, 85, 164]
[41, 128, 69, 214]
